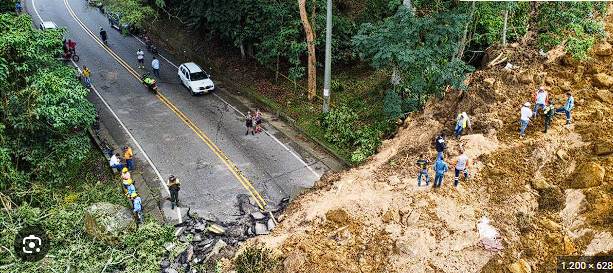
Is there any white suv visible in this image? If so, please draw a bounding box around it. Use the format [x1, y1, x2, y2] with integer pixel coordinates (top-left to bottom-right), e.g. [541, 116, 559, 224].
[178, 62, 215, 95]
[39, 21, 58, 30]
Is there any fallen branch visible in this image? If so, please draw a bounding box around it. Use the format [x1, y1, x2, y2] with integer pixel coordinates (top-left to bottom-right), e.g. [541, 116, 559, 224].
[486, 51, 505, 68]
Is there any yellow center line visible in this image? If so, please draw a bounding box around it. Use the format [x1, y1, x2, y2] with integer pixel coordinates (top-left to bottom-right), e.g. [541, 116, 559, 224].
[63, 0, 267, 210]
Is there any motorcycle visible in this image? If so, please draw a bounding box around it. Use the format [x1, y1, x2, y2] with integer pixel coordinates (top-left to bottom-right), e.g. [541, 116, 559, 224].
[141, 73, 158, 94]
[143, 36, 158, 54]
[59, 50, 80, 61]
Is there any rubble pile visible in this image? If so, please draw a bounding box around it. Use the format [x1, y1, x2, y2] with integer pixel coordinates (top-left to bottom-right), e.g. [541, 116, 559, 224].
[159, 194, 289, 272]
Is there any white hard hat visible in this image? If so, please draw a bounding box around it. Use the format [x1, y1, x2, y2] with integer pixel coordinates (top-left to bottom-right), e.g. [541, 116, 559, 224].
[524, 102, 531, 107]
[539, 86, 545, 91]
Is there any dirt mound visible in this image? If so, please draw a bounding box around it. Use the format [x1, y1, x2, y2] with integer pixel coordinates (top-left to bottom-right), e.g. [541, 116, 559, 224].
[241, 8, 613, 273]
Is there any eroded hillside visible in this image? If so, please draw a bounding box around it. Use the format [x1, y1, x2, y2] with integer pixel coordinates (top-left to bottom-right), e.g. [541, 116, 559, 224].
[242, 8, 613, 273]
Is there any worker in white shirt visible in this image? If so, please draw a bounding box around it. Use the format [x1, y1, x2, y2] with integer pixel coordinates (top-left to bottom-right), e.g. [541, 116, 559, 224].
[520, 102, 532, 136]
[109, 153, 123, 173]
[532, 86, 549, 118]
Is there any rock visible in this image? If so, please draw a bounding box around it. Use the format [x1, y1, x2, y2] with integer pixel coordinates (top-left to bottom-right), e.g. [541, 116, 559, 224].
[165, 243, 176, 252]
[387, 175, 401, 186]
[545, 77, 555, 85]
[283, 252, 307, 273]
[382, 210, 398, 223]
[210, 240, 227, 256]
[254, 222, 269, 235]
[592, 109, 604, 121]
[84, 202, 134, 245]
[165, 269, 178, 273]
[559, 81, 571, 91]
[540, 218, 562, 232]
[595, 89, 612, 103]
[326, 208, 349, 224]
[594, 141, 613, 156]
[592, 73, 613, 88]
[194, 223, 206, 232]
[483, 78, 496, 88]
[564, 236, 576, 254]
[250, 212, 265, 220]
[193, 234, 202, 242]
[562, 54, 579, 67]
[518, 71, 534, 84]
[185, 245, 194, 262]
[395, 240, 413, 256]
[267, 218, 276, 230]
[160, 260, 171, 269]
[532, 177, 552, 190]
[556, 149, 567, 160]
[402, 210, 421, 226]
[570, 162, 605, 189]
[595, 41, 613, 56]
[508, 259, 531, 273]
[586, 66, 599, 74]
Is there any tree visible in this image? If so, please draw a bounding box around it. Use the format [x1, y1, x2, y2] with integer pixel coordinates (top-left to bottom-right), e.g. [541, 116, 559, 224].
[0, 14, 96, 195]
[353, 6, 473, 111]
[298, 0, 316, 101]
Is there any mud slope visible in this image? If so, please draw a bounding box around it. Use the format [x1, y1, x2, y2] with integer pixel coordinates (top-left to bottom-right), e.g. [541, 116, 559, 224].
[245, 9, 613, 273]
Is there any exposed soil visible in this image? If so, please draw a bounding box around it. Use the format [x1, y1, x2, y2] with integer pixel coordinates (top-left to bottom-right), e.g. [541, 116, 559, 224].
[242, 6, 613, 273]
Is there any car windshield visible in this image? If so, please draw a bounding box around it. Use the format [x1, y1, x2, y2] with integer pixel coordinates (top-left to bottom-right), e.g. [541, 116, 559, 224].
[190, 71, 208, 81]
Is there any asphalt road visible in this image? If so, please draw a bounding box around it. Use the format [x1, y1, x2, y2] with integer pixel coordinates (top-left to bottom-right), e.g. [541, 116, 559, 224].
[27, 0, 328, 223]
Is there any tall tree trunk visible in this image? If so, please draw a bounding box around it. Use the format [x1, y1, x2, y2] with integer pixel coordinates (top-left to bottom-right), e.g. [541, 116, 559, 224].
[239, 42, 246, 59]
[456, 0, 476, 60]
[275, 55, 280, 83]
[502, 8, 509, 46]
[298, 0, 316, 102]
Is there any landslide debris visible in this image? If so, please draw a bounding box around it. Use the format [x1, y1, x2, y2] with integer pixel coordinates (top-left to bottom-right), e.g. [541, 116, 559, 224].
[240, 7, 613, 273]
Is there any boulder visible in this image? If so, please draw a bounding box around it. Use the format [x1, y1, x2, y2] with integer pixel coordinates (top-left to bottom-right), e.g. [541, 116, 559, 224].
[592, 73, 613, 88]
[267, 218, 276, 230]
[250, 212, 265, 220]
[84, 202, 134, 245]
[570, 162, 605, 189]
[382, 210, 398, 223]
[483, 78, 496, 88]
[592, 109, 604, 121]
[532, 177, 552, 190]
[586, 66, 599, 74]
[283, 252, 307, 273]
[387, 175, 401, 186]
[564, 236, 576, 254]
[559, 81, 571, 91]
[326, 208, 349, 224]
[595, 89, 612, 103]
[594, 141, 613, 156]
[254, 222, 269, 235]
[540, 218, 562, 232]
[594, 41, 613, 56]
[545, 77, 555, 85]
[556, 150, 568, 160]
[508, 259, 531, 273]
[518, 72, 534, 84]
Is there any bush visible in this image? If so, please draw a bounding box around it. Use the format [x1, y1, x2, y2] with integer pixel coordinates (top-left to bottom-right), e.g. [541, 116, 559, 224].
[351, 126, 381, 164]
[383, 89, 403, 120]
[320, 105, 358, 148]
[235, 244, 282, 273]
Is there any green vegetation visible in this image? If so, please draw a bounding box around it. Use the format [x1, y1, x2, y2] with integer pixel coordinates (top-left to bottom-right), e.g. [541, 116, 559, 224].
[0, 13, 175, 271]
[235, 244, 282, 273]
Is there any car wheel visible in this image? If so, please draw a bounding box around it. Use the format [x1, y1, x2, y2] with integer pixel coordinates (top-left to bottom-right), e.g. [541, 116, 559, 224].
[190, 87, 196, 96]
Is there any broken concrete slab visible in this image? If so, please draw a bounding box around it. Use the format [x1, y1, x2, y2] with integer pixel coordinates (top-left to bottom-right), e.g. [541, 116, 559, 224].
[250, 212, 266, 220]
[267, 218, 276, 230]
[255, 222, 269, 235]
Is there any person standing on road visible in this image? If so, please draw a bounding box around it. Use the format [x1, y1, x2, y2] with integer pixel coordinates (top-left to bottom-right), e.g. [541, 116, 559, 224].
[136, 49, 145, 69]
[453, 150, 470, 187]
[109, 153, 123, 173]
[416, 154, 430, 186]
[555, 92, 574, 125]
[99, 27, 107, 44]
[131, 193, 143, 225]
[167, 175, 181, 209]
[245, 110, 254, 135]
[82, 65, 91, 87]
[151, 57, 160, 77]
[121, 168, 131, 190]
[520, 102, 532, 136]
[433, 155, 449, 188]
[454, 112, 471, 139]
[532, 86, 549, 118]
[124, 146, 134, 171]
[543, 99, 556, 133]
[435, 133, 447, 160]
[255, 109, 262, 133]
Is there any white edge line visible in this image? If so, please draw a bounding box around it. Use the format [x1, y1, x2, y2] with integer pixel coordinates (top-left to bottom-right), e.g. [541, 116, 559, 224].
[30, 0, 43, 22]
[132, 32, 322, 179]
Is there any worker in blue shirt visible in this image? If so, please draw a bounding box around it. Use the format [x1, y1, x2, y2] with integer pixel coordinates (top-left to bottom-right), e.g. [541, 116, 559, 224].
[555, 92, 574, 124]
[131, 193, 143, 225]
[433, 155, 449, 188]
